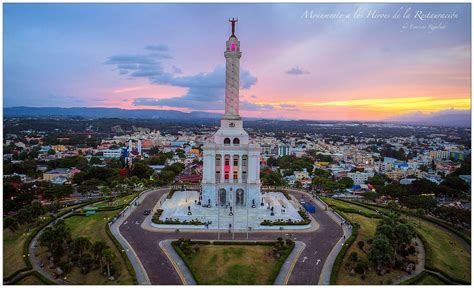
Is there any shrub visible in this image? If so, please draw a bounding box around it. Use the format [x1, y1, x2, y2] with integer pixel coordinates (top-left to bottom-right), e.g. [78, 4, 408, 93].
[354, 262, 366, 274]
[261, 209, 311, 226]
[167, 188, 178, 199]
[350, 251, 358, 262]
[151, 209, 204, 225]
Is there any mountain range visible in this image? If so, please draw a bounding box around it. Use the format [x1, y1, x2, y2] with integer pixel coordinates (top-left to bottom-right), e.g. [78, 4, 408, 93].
[4, 107, 222, 120]
[3, 107, 471, 127]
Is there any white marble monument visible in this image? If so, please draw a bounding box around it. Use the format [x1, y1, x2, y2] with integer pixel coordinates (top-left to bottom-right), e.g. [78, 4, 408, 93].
[150, 19, 308, 231]
[201, 18, 262, 209]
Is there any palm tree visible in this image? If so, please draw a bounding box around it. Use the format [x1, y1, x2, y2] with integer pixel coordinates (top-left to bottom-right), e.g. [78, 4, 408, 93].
[70, 237, 91, 259]
[102, 248, 115, 278]
[92, 241, 108, 272]
[79, 253, 93, 274]
[4, 216, 18, 232]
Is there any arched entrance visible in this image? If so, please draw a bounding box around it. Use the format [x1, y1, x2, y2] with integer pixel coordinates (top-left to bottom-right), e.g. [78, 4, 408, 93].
[236, 189, 244, 206]
[218, 188, 226, 206]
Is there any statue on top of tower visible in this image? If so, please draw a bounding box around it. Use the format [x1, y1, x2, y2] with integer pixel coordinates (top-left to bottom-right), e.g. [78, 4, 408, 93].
[229, 17, 238, 37]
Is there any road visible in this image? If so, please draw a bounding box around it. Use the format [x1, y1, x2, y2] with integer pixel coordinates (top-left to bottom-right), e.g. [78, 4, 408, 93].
[119, 188, 343, 285]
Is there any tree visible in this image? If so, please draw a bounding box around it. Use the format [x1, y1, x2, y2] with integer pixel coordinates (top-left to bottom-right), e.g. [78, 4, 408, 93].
[368, 234, 394, 271]
[376, 224, 395, 242]
[175, 149, 186, 159]
[38, 220, 71, 263]
[362, 192, 377, 202]
[92, 241, 108, 272]
[102, 248, 115, 277]
[367, 174, 389, 186]
[158, 170, 176, 185]
[79, 253, 94, 274]
[47, 149, 56, 155]
[129, 162, 154, 179]
[89, 157, 102, 165]
[441, 175, 469, 193]
[312, 176, 337, 192]
[294, 181, 303, 189]
[43, 185, 73, 201]
[393, 223, 415, 248]
[313, 168, 331, 178]
[261, 170, 284, 186]
[400, 195, 437, 211]
[338, 177, 354, 189]
[4, 216, 18, 232]
[100, 186, 112, 196]
[70, 237, 92, 259]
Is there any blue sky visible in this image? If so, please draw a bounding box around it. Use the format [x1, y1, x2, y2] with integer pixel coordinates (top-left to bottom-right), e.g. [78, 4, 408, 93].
[3, 3, 471, 120]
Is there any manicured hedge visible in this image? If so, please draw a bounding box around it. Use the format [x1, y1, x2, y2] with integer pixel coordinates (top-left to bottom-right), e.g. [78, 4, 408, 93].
[329, 224, 359, 284]
[10, 270, 57, 285]
[3, 267, 32, 283]
[105, 223, 138, 284]
[400, 271, 449, 285]
[261, 209, 311, 226]
[318, 197, 359, 285]
[151, 209, 204, 225]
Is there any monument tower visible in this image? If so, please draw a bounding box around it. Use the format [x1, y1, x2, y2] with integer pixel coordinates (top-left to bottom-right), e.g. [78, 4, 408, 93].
[201, 18, 262, 208]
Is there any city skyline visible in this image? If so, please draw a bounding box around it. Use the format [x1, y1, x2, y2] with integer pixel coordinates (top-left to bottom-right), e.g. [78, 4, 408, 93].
[4, 3, 471, 121]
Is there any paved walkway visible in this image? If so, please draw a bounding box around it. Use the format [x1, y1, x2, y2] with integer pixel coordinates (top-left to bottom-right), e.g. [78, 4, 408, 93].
[395, 236, 426, 284]
[159, 240, 196, 285]
[274, 241, 306, 284]
[29, 214, 72, 284]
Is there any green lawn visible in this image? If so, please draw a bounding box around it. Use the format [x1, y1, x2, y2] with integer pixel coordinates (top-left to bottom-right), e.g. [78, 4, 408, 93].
[3, 216, 52, 278]
[3, 228, 30, 278]
[179, 244, 290, 285]
[15, 274, 44, 285]
[411, 273, 447, 285]
[405, 216, 471, 283]
[321, 197, 378, 216]
[92, 193, 137, 209]
[60, 211, 134, 285]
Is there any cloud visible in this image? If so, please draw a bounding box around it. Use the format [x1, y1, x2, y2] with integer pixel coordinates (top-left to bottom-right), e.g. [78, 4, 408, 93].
[286, 66, 310, 75]
[172, 65, 182, 74]
[241, 101, 273, 111]
[107, 45, 258, 111]
[113, 86, 145, 93]
[145, 44, 169, 52]
[278, 103, 298, 109]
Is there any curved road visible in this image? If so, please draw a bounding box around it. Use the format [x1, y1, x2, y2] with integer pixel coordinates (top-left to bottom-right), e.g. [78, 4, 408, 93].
[119, 188, 343, 285]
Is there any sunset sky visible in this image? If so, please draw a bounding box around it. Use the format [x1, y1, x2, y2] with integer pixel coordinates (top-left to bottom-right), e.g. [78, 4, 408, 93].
[4, 3, 471, 121]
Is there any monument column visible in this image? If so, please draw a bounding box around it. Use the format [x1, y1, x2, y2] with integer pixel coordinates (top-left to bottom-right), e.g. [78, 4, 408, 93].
[224, 18, 242, 120]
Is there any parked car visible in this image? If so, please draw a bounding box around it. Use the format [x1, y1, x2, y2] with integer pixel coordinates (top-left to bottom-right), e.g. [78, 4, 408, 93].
[143, 209, 151, 215]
